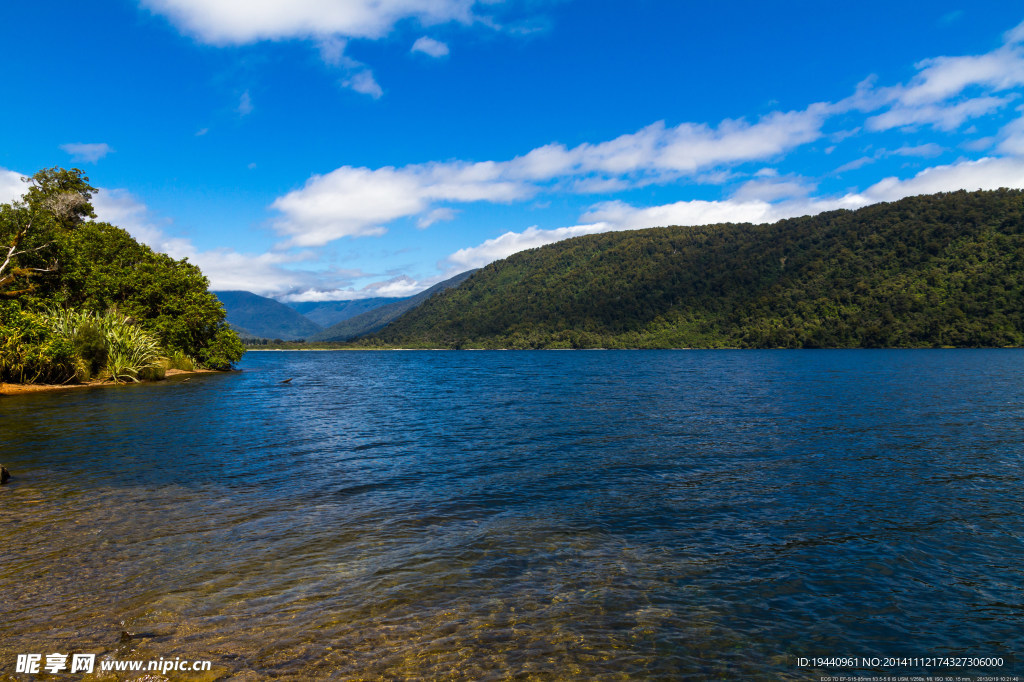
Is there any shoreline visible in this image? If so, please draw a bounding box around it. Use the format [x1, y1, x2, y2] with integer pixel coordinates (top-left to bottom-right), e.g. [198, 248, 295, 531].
[0, 369, 221, 396]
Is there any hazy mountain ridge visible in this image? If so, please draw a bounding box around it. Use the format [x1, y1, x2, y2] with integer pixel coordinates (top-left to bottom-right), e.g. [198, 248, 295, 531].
[309, 270, 477, 342]
[287, 298, 408, 328]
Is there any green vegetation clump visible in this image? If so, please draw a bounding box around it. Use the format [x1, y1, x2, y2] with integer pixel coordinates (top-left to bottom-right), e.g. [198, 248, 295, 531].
[365, 189, 1024, 349]
[0, 167, 244, 384]
[0, 303, 77, 383]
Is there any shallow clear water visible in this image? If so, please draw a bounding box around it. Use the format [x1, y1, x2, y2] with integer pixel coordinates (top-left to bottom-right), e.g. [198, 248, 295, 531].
[2, 350, 1023, 680]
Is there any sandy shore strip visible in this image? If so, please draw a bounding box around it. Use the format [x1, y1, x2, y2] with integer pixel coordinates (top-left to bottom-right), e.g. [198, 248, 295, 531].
[0, 369, 219, 395]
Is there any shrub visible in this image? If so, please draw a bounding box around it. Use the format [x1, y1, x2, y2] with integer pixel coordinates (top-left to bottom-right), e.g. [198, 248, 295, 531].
[198, 328, 246, 370]
[0, 303, 77, 384]
[42, 307, 162, 383]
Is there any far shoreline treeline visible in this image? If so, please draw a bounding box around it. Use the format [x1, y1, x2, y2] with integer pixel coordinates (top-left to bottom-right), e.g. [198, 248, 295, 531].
[0, 168, 244, 386]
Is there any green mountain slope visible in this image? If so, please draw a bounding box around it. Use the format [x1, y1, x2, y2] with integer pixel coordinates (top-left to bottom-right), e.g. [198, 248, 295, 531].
[213, 291, 322, 340]
[288, 297, 407, 328]
[367, 190, 1024, 349]
[309, 270, 477, 342]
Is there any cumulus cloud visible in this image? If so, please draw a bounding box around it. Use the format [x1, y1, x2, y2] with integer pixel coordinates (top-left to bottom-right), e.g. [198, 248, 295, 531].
[140, 0, 477, 45]
[861, 156, 1024, 200]
[271, 162, 532, 246]
[411, 36, 449, 57]
[60, 143, 114, 163]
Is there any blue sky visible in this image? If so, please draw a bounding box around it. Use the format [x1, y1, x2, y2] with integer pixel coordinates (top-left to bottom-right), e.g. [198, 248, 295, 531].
[3, 1, 1024, 300]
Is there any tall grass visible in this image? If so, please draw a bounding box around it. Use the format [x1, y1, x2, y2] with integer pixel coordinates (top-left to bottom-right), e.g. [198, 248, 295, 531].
[44, 308, 163, 383]
[167, 349, 196, 371]
[105, 321, 162, 382]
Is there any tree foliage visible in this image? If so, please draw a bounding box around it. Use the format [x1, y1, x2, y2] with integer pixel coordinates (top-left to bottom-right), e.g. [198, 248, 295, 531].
[0, 168, 96, 299]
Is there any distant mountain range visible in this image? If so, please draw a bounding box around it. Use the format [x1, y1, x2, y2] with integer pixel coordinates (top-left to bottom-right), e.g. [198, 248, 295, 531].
[287, 298, 407, 328]
[212, 270, 474, 341]
[308, 270, 476, 342]
[213, 291, 323, 341]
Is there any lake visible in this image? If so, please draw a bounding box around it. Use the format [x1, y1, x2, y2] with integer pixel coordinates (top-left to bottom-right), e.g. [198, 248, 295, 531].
[2, 350, 1022, 680]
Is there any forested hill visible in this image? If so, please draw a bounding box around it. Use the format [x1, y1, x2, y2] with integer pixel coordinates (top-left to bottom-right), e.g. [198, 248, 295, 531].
[365, 189, 1024, 349]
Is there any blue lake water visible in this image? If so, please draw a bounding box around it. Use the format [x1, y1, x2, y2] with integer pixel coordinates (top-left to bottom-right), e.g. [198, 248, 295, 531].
[1, 350, 1023, 680]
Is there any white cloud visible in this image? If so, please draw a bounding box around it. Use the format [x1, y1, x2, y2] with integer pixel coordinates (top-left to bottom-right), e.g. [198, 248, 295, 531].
[342, 70, 383, 98]
[411, 36, 449, 57]
[997, 112, 1024, 155]
[60, 143, 114, 163]
[856, 29, 1024, 134]
[862, 156, 1024, 200]
[317, 36, 347, 65]
[1007, 19, 1024, 45]
[866, 95, 1013, 131]
[92, 189, 171, 248]
[417, 207, 457, 228]
[504, 105, 829, 180]
[447, 223, 612, 269]
[731, 176, 815, 202]
[237, 90, 253, 115]
[899, 47, 1024, 106]
[833, 156, 876, 174]
[271, 162, 531, 246]
[0, 168, 25, 204]
[580, 198, 786, 231]
[140, 0, 478, 45]
[892, 143, 944, 157]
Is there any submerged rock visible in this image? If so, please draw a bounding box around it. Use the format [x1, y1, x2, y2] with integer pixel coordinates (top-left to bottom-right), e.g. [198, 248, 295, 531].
[1, 465, 10, 484]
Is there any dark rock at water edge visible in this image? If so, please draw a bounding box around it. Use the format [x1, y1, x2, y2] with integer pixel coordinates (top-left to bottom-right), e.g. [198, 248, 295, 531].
[1, 465, 10, 484]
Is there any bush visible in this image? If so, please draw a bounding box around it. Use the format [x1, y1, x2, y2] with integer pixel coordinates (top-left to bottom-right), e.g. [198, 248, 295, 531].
[167, 349, 195, 371]
[42, 307, 162, 383]
[105, 319, 161, 382]
[0, 302, 77, 384]
[198, 327, 246, 370]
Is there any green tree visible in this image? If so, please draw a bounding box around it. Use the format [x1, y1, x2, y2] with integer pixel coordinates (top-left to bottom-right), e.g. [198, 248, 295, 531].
[0, 168, 96, 298]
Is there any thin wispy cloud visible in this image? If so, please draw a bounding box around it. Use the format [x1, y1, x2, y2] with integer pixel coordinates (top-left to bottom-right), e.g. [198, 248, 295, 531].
[237, 91, 253, 116]
[60, 143, 114, 163]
